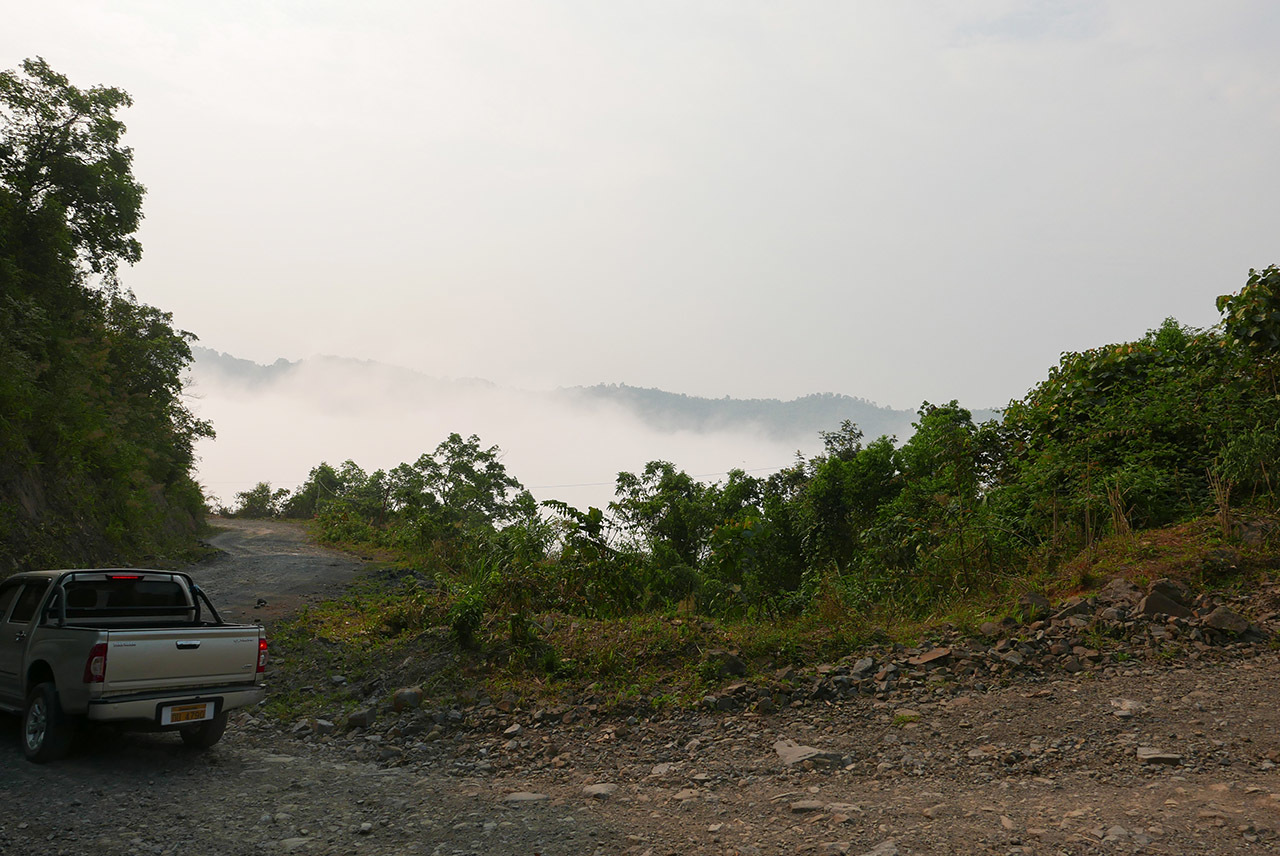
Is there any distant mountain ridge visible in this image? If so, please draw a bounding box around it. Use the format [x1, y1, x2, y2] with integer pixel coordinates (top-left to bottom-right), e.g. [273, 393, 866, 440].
[190, 347, 997, 445]
[566, 384, 922, 443]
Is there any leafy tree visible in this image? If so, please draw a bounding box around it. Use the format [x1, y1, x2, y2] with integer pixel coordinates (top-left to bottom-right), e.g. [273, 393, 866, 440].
[1218, 265, 1280, 395]
[0, 57, 143, 284]
[279, 462, 343, 518]
[1218, 265, 1280, 359]
[612, 461, 717, 568]
[0, 58, 210, 568]
[230, 482, 288, 519]
[797, 428, 900, 572]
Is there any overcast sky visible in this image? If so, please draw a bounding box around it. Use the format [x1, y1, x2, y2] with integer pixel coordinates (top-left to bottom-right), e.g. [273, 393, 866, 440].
[7, 1, 1279, 411]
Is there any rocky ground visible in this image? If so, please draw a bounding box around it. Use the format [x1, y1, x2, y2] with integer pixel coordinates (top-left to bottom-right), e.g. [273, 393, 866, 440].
[1, 522, 1278, 855]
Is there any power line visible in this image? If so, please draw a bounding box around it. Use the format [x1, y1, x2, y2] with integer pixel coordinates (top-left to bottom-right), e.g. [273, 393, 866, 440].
[527, 463, 795, 491]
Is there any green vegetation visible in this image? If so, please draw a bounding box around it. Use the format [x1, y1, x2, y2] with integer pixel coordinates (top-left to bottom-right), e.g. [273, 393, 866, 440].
[0, 58, 211, 572]
[3, 61, 1275, 717]
[235, 270, 1280, 715]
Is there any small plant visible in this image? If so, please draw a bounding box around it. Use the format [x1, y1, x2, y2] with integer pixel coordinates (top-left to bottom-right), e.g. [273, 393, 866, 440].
[1106, 481, 1132, 539]
[1206, 468, 1233, 539]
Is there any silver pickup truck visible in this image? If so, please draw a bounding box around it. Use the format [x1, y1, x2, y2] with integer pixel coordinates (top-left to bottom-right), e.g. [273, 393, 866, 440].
[0, 569, 267, 762]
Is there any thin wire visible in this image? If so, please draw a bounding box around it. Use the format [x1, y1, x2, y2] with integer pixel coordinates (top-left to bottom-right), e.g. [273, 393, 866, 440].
[528, 463, 794, 490]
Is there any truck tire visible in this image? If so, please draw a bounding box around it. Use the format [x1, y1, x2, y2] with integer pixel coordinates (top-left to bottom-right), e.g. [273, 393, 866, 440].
[179, 710, 228, 749]
[23, 682, 74, 763]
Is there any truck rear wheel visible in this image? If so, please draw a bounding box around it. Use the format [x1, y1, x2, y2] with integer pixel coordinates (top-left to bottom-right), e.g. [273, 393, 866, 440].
[23, 682, 74, 763]
[179, 710, 228, 749]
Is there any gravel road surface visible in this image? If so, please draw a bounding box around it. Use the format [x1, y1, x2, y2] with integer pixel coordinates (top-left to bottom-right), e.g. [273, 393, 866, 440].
[1, 521, 1277, 855]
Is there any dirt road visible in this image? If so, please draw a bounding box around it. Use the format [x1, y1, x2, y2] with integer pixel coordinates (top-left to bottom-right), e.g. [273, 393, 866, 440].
[1, 522, 1278, 855]
[193, 517, 367, 624]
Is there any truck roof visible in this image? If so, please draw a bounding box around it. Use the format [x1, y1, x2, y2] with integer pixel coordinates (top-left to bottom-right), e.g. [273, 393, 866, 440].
[6, 569, 191, 582]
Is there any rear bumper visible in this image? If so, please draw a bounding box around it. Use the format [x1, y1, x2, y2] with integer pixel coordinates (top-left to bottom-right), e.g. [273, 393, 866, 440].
[86, 685, 264, 726]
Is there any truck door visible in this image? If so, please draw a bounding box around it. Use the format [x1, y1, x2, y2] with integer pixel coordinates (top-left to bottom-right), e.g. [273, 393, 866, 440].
[0, 580, 36, 705]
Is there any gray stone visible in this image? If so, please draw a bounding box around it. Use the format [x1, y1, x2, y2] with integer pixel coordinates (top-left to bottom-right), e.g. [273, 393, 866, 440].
[503, 791, 550, 803]
[1100, 577, 1142, 604]
[1148, 578, 1190, 606]
[790, 799, 825, 812]
[392, 687, 423, 712]
[1204, 606, 1250, 634]
[346, 707, 376, 730]
[582, 783, 618, 799]
[907, 647, 952, 668]
[1052, 597, 1092, 620]
[774, 738, 844, 767]
[1103, 825, 1129, 842]
[1138, 591, 1193, 619]
[1110, 698, 1146, 719]
[1136, 746, 1182, 765]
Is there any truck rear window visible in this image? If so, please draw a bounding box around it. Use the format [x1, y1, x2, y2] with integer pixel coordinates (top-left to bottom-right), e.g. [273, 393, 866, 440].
[62, 578, 191, 618]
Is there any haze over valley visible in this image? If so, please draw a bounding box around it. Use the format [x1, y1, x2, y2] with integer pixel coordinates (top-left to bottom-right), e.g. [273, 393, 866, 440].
[189, 347, 996, 511]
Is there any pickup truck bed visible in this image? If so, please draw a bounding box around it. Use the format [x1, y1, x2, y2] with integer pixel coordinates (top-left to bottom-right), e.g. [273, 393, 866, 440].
[0, 569, 267, 762]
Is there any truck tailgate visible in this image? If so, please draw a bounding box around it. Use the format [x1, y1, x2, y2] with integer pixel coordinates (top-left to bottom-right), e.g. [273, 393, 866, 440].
[101, 627, 262, 694]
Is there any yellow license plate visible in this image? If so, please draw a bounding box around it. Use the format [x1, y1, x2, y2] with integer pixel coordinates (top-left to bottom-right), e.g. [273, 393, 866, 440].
[165, 703, 210, 724]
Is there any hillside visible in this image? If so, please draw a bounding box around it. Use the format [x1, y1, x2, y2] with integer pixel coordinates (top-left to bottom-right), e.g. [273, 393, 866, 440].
[0, 60, 209, 573]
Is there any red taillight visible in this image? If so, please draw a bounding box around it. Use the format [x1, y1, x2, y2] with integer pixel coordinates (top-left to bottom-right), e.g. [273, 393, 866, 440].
[108, 575, 142, 580]
[256, 637, 269, 673]
[83, 643, 108, 683]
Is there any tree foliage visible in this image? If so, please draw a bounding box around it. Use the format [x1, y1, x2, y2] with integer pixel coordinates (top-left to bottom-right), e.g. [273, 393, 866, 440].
[0, 58, 209, 570]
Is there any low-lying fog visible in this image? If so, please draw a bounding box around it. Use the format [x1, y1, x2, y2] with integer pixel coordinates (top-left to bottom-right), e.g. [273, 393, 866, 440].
[187, 350, 906, 512]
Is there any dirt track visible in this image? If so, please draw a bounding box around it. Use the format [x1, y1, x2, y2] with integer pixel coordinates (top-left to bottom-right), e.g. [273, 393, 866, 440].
[193, 517, 367, 624]
[1, 521, 1279, 855]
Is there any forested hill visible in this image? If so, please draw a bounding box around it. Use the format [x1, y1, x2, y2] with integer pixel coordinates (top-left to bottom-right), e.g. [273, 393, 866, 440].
[567, 384, 1000, 442]
[192, 347, 997, 444]
[191, 347, 496, 394]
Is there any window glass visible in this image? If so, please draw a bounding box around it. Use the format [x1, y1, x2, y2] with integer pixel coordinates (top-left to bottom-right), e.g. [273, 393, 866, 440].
[64, 578, 189, 616]
[0, 582, 20, 622]
[9, 581, 50, 624]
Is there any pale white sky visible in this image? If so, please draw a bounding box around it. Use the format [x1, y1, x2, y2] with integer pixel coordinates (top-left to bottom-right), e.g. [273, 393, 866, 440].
[6, 1, 1279, 410]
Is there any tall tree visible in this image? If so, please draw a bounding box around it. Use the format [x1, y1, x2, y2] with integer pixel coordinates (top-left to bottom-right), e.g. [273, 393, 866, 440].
[1, 58, 209, 570]
[0, 56, 143, 287]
